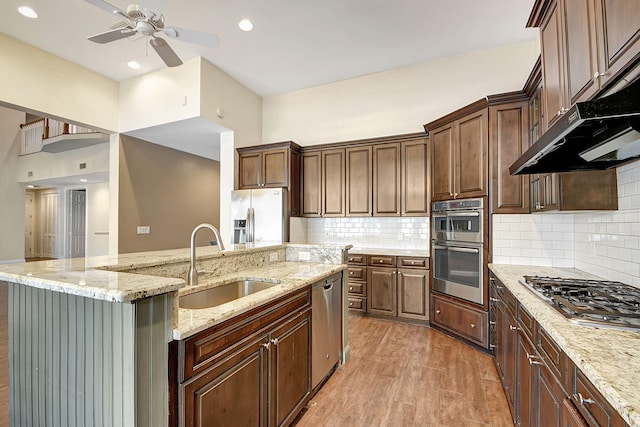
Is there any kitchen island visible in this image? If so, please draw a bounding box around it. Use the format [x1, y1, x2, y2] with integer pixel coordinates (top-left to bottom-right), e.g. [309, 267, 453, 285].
[489, 264, 640, 427]
[0, 243, 350, 427]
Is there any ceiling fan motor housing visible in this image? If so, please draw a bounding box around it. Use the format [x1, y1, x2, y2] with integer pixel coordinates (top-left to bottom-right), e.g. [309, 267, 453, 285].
[127, 3, 165, 30]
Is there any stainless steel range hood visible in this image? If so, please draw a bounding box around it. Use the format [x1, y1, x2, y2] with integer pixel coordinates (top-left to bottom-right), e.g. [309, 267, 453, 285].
[509, 76, 640, 175]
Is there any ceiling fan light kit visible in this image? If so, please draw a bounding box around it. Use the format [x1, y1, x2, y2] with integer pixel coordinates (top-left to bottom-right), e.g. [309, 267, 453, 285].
[84, 0, 220, 68]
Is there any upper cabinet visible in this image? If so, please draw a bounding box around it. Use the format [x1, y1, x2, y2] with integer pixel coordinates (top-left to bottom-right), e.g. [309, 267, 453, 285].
[425, 102, 489, 202]
[529, 0, 640, 129]
[237, 141, 302, 216]
[299, 133, 429, 218]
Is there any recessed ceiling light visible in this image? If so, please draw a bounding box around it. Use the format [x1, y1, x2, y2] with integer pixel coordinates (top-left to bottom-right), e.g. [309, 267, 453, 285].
[80, 179, 88, 182]
[18, 6, 38, 19]
[238, 19, 253, 32]
[127, 60, 141, 69]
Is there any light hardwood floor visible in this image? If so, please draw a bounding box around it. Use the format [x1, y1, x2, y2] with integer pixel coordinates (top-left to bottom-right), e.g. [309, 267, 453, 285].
[296, 315, 514, 427]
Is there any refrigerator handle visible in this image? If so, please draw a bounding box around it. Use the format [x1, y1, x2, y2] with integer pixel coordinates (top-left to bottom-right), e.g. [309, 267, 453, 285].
[247, 207, 255, 243]
[245, 208, 252, 243]
[250, 207, 256, 243]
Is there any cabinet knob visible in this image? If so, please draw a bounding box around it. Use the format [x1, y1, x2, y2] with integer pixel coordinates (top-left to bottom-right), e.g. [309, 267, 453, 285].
[261, 342, 271, 351]
[271, 338, 279, 346]
[490, 297, 500, 303]
[527, 353, 543, 366]
[593, 71, 605, 83]
[349, 302, 354, 307]
[575, 393, 595, 406]
[489, 321, 496, 326]
[349, 286, 353, 291]
[349, 271, 354, 275]
[379, 260, 383, 263]
[470, 323, 476, 328]
[509, 325, 518, 331]
[435, 309, 441, 314]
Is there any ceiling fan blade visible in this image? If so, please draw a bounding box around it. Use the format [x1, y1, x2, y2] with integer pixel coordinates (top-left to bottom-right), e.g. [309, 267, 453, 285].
[141, 0, 167, 15]
[163, 27, 220, 49]
[87, 27, 135, 44]
[84, 0, 129, 20]
[150, 37, 183, 67]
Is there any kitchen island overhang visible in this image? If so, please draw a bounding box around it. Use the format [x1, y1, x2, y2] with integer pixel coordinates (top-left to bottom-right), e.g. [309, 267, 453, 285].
[0, 243, 351, 427]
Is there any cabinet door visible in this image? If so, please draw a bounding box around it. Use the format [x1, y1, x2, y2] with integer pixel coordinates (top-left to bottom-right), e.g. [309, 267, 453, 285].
[457, 109, 488, 199]
[431, 124, 455, 201]
[538, 360, 565, 427]
[270, 310, 311, 427]
[289, 149, 301, 217]
[562, 399, 589, 427]
[397, 268, 428, 320]
[517, 331, 536, 427]
[345, 146, 372, 216]
[541, 0, 568, 129]
[596, 0, 640, 88]
[372, 143, 401, 216]
[368, 268, 396, 316]
[321, 149, 345, 217]
[401, 139, 429, 216]
[263, 148, 289, 188]
[431, 294, 487, 347]
[302, 152, 322, 217]
[504, 308, 517, 412]
[563, 0, 600, 103]
[490, 101, 530, 214]
[239, 152, 263, 189]
[182, 334, 269, 427]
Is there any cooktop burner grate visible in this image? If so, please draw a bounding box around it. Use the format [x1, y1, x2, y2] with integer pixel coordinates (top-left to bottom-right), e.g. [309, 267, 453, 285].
[520, 275, 640, 331]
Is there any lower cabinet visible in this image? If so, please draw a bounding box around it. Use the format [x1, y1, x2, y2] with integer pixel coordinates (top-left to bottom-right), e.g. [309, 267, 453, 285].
[348, 252, 429, 322]
[431, 293, 488, 348]
[176, 288, 312, 427]
[489, 272, 629, 427]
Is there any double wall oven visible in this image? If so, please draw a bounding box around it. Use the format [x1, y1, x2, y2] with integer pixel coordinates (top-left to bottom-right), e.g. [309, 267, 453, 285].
[431, 198, 485, 305]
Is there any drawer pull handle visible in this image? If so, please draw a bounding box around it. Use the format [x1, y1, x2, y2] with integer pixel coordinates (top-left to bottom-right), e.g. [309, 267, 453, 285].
[509, 325, 518, 331]
[527, 353, 543, 366]
[489, 321, 496, 326]
[575, 393, 595, 406]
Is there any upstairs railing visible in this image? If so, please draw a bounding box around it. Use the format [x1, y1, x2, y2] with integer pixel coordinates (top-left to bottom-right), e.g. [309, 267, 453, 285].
[19, 118, 96, 155]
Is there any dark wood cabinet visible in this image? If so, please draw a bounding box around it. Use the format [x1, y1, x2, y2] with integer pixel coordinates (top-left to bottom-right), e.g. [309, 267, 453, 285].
[347, 254, 367, 313]
[489, 273, 630, 427]
[301, 151, 322, 217]
[321, 149, 346, 217]
[177, 288, 312, 427]
[401, 138, 429, 216]
[372, 143, 401, 216]
[238, 141, 302, 216]
[368, 255, 397, 316]
[426, 103, 489, 202]
[346, 146, 372, 216]
[431, 293, 488, 348]
[489, 96, 530, 214]
[397, 267, 428, 321]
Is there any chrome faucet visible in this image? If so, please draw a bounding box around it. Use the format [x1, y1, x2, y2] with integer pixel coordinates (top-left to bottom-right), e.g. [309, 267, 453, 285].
[188, 223, 225, 286]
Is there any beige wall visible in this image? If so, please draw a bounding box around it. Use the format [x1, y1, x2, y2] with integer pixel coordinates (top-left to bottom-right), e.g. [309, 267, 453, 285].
[118, 136, 221, 253]
[0, 34, 119, 132]
[0, 106, 27, 262]
[262, 41, 540, 146]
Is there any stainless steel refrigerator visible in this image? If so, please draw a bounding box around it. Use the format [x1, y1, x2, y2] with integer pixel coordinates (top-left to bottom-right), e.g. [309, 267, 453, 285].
[231, 188, 288, 244]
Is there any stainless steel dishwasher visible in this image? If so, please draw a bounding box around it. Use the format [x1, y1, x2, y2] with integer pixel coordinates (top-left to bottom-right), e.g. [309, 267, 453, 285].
[311, 272, 342, 388]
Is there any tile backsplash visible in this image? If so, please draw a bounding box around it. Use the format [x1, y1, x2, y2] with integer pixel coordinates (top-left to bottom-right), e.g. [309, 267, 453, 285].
[493, 160, 640, 288]
[290, 216, 429, 250]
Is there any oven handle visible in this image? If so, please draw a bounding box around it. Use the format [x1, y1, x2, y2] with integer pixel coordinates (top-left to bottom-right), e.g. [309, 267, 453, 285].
[433, 245, 480, 254]
[447, 212, 480, 217]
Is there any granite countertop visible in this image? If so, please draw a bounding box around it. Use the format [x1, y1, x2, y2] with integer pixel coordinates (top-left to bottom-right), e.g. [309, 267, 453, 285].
[489, 264, 640, 427]
[349, 247, 429, 257]
[174, 261, 346, 340]
[0, 243, 286, 303]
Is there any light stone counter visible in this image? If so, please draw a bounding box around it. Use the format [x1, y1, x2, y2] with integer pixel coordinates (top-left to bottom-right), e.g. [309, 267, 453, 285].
[489, 264, 640, 427]
[174, 261, 346, 340]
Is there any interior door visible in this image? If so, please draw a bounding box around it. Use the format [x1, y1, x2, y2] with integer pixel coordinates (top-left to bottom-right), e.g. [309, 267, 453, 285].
[42, 192, 60, 258]
[24, 191, 35, 259]
[70, 190, 86, 258]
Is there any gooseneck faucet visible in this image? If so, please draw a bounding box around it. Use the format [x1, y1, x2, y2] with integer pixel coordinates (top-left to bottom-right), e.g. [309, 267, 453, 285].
[189, 223, 226, 286]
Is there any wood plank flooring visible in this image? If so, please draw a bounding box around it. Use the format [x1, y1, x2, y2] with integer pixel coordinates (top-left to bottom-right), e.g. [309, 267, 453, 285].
[296, 315, 514, 427]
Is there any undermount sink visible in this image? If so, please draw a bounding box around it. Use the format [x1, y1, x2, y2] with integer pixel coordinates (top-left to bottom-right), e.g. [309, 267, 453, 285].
[179, 279, 281, 309]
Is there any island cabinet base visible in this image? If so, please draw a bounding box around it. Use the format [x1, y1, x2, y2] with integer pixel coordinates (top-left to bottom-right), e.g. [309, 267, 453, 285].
[173, 287, 312, 427]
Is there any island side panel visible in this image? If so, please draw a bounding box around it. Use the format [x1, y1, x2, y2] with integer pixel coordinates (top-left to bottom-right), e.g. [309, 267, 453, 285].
[8, 283, 137, 426]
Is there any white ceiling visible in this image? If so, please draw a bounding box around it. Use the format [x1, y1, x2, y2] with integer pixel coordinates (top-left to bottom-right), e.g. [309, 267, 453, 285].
[1, 0, 538, 97]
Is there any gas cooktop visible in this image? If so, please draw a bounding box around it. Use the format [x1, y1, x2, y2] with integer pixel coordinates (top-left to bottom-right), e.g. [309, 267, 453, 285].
[520, 276, 640, 332]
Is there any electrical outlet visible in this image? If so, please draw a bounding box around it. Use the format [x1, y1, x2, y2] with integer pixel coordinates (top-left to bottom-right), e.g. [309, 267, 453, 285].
[298, 251, 311, 261]
[137, 226, 150, 234]
[270, 252, 278, 262]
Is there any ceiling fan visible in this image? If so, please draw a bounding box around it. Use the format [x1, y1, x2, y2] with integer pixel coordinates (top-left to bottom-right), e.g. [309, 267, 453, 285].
[84, 0, 220, 67]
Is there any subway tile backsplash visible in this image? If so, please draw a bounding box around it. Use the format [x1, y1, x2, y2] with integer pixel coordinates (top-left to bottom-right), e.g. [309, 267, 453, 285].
[290, 216, 430, 251]
[493, 159, 640, 288]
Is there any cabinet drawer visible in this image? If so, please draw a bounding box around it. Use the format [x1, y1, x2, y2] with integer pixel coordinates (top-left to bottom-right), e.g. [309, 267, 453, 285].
[432, 295, 487, 347]
[347, 254, 366, 265]
[572, 367, 626, 427]
[347, 297, 366, 312]
[397, 256, 428, 269]
[368, 255, 396, 267]
[517, 304, 536, 343]
[347, 267, 367, 281]
[347, 282, 366, 296]
[538, 327, 566, 385]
